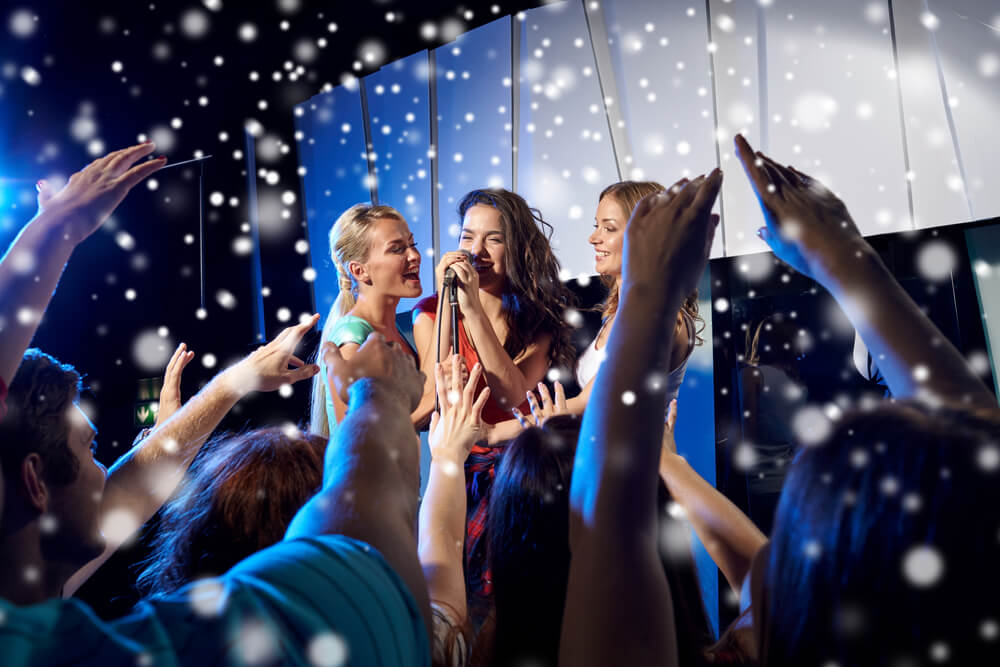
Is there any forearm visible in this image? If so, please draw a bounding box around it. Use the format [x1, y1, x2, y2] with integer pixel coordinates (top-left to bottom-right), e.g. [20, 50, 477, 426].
[102, 366, 245, 521]
[0, 211, 76, 383]
[290, 381, 420, 538]
[571, 285, 683, 541]
[658, 453, 766, 593]
[287, 380, 430, 640]
[463, 310, 533, 409]
[418, 460, 469, 620]
[817, 242, 994, 407]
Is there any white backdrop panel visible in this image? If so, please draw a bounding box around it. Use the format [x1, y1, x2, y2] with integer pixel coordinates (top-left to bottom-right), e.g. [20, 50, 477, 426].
[763, 0, 911, 237]
[926, 0, 1000, 221]
[517, 1, 620, 279]
[601, 0, 724, 258]
[893, 0, 972, 230]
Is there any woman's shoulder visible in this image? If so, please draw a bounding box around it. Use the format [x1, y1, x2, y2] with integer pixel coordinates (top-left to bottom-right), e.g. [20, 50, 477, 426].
[328, 315, 375, 346]
[413, 294, 440, 318]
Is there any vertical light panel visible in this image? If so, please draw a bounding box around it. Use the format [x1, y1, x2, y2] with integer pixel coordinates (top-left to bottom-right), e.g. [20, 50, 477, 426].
[707, 0, 769, 257]
[517, 1, 620, 279]
[294, 85, 371, 325]
[966, 224, 1000, 402]
[600, 0, 724, 257]
[925, 0, 1000, 221]
[673, 268, 719, 637]
[892, 0, 971, 229]
[762, 0, 911, 237]
[434, 16, 514, 239]
[363, 51, 436, 312]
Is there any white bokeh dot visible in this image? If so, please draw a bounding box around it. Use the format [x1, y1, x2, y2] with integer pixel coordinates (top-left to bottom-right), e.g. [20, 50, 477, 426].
[307, 632, 349, 667]
[902, 545, 944, 588]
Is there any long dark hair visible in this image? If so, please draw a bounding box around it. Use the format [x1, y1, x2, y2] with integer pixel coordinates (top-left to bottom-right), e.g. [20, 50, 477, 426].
[137, 427, 326, 596]
[477, 415, 714, 666]
[761, 401, 1000, 665]
[458, 189, 575, 373]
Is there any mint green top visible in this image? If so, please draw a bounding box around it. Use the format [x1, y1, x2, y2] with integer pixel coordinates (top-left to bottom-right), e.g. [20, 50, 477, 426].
[322, 316, 377, 434]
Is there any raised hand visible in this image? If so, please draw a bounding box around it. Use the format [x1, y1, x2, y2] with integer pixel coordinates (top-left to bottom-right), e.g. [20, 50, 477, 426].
[323, 332, 424, 411]
[226, 314, 321, 393]
[734, 134, 865, 282]
[512, 380, 568, 428]
[622, 170, 723, 304]
[153, 343, 195, 428]
[37, 142, 166, 245]
[428, 357, 490, 465]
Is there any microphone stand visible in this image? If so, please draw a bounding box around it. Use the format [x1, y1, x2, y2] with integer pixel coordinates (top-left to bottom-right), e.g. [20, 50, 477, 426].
[449, 278, 460, 357]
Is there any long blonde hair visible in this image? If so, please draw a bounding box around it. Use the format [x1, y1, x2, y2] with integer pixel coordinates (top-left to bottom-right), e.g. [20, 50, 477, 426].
[597, 181, 704, 345]
[309, 203, 405, 437]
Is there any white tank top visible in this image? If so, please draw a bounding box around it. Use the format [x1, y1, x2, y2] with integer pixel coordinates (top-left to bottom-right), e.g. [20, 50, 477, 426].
[576, 312, 696, 420]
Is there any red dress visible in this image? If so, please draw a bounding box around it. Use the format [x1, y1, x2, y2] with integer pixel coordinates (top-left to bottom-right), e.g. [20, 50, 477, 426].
[413, 294, 531, 424]
[414, 294, 533, 628]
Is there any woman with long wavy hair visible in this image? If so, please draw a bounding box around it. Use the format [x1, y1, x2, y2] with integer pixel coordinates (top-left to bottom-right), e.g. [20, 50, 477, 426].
[497, 180, 703, 450]
[412, 188, 575, 630]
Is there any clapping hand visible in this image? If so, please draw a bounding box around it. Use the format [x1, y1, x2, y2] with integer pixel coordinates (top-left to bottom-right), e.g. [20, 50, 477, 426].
[734, 134, 865, 282]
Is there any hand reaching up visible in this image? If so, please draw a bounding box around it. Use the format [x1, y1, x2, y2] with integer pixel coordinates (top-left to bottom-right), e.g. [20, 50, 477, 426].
[622, 170, 722, 304]
[153, 343, 195, 428]
[428, 357, 490, 465]
[226, 314, 321, 393]
[512, 381, 568, 428]
[37, 142, 167, 245]
[324, 332, 424, 411]
[734, 134, 866, 282]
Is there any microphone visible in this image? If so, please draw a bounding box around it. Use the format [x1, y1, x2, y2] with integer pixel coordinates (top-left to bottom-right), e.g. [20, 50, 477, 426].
[443, 249, 475, 287]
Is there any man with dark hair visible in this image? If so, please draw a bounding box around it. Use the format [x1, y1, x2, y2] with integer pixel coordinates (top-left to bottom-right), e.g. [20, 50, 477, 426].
[0, 349, 86, 486]
[0, 349, 108, 603]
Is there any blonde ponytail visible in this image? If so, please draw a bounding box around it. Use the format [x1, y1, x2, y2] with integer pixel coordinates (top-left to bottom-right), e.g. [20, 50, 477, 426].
[307, 202, 406, 436]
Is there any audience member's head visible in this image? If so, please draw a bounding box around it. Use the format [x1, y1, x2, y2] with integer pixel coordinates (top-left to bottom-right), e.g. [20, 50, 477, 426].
[457, 188, 575, 372]
[0, 349, 106, 601]
[137, 426, 326, 596]
[758, 400, 1000, 665]
[479, 415, 713, 666]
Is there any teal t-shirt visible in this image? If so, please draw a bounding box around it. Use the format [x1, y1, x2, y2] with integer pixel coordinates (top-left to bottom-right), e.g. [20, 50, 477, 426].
[322, 316, 376, 434]
[320, 315, 417, 434]
[0, 535, 429, 666]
